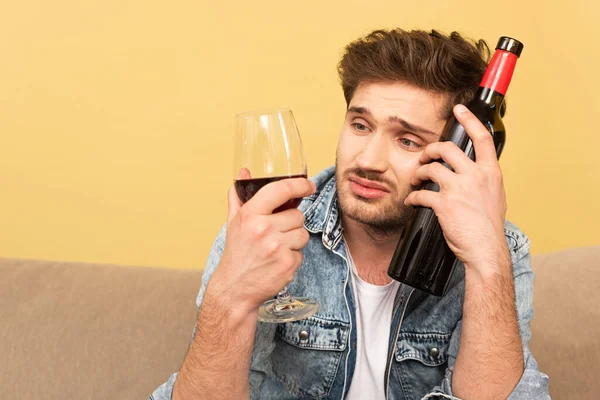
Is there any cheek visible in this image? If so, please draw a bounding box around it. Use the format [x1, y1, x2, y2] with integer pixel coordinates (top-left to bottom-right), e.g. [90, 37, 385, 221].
[390, 155, 422, 189]
[336, 129, 361, 165]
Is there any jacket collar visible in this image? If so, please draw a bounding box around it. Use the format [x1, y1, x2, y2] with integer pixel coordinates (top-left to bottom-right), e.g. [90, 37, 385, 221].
[302, 167, 344, 250]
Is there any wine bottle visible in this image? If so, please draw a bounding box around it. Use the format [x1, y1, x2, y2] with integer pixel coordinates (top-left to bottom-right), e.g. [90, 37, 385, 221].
[387, 36, 524, 296]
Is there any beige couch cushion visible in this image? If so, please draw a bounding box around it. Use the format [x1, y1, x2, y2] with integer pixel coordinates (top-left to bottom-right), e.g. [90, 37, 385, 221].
[0, 258, 202, 400]
[2, 246, 598, 399]
[529, 246, 600, 400]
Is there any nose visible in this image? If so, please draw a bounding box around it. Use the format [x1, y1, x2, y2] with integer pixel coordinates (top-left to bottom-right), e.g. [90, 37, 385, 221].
[356, 133, 388, 173]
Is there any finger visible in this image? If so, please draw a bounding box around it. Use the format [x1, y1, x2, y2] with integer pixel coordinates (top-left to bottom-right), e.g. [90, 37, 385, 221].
[411, 162, 457, 189]
[419, 141, 474, 174]
[285, 227, 310, 250]
[404, 189, 441, 210]
[227, 185, 243, 226]
[246, 178, 316, 215]
[238, 168, 252, 179]
[453, 104, 498, 166]
[269, 208, 305, 232]
[227, 168, 252, 225]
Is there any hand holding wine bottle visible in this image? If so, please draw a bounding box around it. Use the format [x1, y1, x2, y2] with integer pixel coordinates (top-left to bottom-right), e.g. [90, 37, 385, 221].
[389, 37, 523, 295]
[404, 104, 510, 270]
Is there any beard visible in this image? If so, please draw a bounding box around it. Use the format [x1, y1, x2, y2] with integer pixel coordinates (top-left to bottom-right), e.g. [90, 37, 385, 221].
[335, 162, 414, 234]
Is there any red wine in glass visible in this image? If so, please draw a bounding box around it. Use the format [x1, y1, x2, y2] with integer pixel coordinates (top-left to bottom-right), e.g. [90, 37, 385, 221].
[235, 173, 307, 212]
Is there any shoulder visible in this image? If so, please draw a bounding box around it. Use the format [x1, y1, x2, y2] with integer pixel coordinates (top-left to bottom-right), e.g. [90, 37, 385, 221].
[503, 220, 532, 277]
[298, 166, 336, 213]
[309, 166, 336, 189]
[504, 220, 531, 257]
[208, 223, 227, 260]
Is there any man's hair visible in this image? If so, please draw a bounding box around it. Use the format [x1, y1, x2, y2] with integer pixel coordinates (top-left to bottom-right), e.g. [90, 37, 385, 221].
[338, 29, 503, 119]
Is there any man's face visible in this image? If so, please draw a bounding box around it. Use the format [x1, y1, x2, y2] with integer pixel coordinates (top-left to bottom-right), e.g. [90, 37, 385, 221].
[335, 81, 448, 232]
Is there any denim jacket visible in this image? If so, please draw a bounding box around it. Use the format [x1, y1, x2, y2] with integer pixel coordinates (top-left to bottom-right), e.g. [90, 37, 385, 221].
[151, 166, 550, 400]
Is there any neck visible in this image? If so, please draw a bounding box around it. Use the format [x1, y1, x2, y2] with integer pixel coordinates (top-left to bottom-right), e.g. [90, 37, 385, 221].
[341, 214, 401, 285]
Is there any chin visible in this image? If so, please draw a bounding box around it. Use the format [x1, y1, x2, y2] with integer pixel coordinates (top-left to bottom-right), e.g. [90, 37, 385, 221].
[341, 195, 407, 229]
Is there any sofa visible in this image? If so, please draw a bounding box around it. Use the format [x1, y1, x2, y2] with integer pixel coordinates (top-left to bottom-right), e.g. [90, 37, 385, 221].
[1, 246, 598, 399]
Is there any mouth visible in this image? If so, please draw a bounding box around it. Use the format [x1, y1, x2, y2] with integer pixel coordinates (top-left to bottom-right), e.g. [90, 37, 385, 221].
[348, 175, 390, 199]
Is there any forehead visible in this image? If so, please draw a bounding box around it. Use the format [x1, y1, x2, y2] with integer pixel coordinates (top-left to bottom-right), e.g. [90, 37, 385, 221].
[349, 82, 448, 126]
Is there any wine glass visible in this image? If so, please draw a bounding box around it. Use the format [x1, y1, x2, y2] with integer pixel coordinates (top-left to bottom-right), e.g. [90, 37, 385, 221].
[233, 108, 319, 323]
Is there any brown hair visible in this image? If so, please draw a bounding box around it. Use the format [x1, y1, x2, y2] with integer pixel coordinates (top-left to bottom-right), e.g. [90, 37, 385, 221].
[338, 29, 503, 118]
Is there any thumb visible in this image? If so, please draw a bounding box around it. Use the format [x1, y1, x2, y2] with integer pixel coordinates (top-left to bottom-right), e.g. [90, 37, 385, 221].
[227, 168, 251, 225]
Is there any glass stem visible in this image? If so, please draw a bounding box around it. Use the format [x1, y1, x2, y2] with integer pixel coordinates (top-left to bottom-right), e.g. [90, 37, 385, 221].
[276, 286, 293, 304]
[272, 286, 295, 312]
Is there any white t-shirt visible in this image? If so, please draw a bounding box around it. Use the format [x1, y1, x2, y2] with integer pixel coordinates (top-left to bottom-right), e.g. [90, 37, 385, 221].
[345, 245, 401, 400]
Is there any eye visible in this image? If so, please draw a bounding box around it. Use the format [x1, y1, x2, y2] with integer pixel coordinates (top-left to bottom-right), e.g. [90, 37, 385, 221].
[398, 138, 423, 150]
[351, 122, 369, 132]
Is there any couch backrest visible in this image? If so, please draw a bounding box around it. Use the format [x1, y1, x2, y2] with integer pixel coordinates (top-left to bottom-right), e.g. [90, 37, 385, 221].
[529, 246, 600, 400]
[0, 258, 201, 400]
[2, 246, 598, 399]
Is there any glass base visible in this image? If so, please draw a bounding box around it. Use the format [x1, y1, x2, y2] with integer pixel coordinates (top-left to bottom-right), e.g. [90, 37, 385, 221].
[257, 297, 320, 323]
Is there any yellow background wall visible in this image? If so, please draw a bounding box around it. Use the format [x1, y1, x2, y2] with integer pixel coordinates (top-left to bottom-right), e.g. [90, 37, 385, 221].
[1, 0, 598, 269]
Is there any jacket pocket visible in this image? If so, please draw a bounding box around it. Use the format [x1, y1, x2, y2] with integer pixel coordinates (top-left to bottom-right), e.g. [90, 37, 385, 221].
[271, 316, 349, 399]
[393, 332, 451, 399]
[395, 332, 450, 365]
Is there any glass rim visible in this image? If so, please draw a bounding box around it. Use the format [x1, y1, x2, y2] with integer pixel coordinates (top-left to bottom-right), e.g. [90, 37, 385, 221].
[235, 108, 292, 119]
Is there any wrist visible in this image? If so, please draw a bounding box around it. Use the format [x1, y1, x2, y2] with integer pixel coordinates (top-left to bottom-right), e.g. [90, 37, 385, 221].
[203, 273, 259, 327]
[464, 242, 512, 277]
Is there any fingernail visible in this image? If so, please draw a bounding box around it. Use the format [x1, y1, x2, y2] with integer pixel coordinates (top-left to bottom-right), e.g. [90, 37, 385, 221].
[455, 104, 468, 113]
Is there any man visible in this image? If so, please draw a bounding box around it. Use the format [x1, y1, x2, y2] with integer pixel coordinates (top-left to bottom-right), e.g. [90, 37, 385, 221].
[152, 29, 549, 399]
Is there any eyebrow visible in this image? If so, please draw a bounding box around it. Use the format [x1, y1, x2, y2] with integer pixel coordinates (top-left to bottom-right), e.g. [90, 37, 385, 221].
[347, 106, 439, 137]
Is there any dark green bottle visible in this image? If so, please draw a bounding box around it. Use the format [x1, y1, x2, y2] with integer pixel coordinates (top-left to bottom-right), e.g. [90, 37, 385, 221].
[387, 37, 524, 296]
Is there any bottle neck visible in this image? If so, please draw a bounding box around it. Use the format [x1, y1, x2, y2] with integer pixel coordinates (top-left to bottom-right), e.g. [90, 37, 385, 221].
[476, 87, 505, 108]
[480, 50, 518, 96]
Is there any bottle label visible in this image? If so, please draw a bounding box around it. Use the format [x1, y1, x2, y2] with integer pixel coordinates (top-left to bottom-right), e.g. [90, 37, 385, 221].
[480, 50, 518, 95]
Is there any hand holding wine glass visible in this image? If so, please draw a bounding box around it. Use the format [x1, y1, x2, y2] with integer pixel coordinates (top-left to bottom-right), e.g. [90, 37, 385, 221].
[212, 108, 320, 323]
